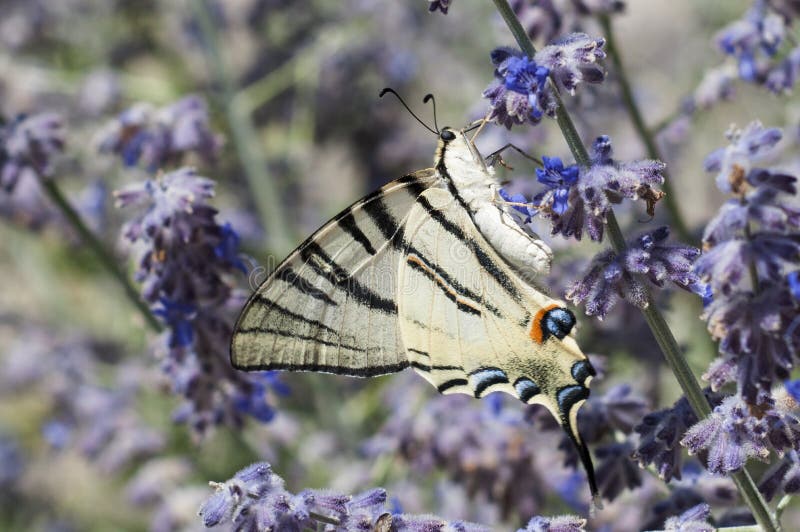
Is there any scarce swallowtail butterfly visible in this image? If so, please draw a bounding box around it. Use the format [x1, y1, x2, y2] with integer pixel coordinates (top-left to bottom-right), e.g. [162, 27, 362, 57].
[231, 119, 600, 503]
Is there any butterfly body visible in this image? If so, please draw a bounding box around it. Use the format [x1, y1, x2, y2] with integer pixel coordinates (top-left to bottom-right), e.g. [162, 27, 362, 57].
[232, 127, 599, 500]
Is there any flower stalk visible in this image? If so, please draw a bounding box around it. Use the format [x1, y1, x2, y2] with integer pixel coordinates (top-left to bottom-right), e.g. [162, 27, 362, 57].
[490, 1, 780, 529]
[39, 178, 163, 332]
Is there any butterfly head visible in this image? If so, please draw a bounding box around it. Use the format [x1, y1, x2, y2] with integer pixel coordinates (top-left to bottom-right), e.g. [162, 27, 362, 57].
[434, 126, 490, 181]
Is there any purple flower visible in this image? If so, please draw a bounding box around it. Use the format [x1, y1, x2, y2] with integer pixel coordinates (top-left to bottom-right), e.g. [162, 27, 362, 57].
[681, 394, 771, 474]
[663, 503, 713, 532]
[499, 188, 536, 223]
[691, 65, 737, 111]
[0, 112, 64, 191]
[703, 122, 782, 193]
[566, 226, 700, 318]
[788, 270, 800, 299]
[199, 461, 490, 531]
[633, 392, 722, 482]
[517, 515, 586, 532]
[787, 378, 800, 403]
[484, 48, 554, 128]
[765, 46, 800, 93]
[510, 1, 623, 44]
[538, 136, 665, 241]
[428, 0, 452, 14]
[98, 96, 221, 172]
[759, 450, 800, 501]
[534, 33, 606, 94]
[593, 441, 642, 501]
[716, 3, 785, 82]
[484, 35, 604, 128]
[116, 168, 279, 435]
[534, 156, 580, 215]
[696, 123, 800, 401]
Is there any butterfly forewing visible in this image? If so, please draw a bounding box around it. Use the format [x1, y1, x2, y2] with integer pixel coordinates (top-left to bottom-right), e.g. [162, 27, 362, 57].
[231, 170, 438, 376]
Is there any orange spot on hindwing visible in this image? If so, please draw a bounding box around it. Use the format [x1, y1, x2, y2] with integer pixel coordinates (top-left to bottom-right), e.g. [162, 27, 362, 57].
[529, 303, 561, 344]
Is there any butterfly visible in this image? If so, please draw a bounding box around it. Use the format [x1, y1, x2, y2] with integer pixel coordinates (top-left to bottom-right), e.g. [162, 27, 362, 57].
[231, 116, 599, 503]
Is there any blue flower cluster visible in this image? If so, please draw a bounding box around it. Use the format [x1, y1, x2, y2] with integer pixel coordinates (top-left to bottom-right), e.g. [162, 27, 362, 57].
[115, 168, 283, 436]
[714, 0, 800, 93]
[0, 112, 64, 191]
[566, 226, 700, 318]
[509, 0, 624, 44]
[483, 33, 605, 128]
[695, 122, 799, 402]
[199, 461, 489, 531]
[98, 96, 221, 172]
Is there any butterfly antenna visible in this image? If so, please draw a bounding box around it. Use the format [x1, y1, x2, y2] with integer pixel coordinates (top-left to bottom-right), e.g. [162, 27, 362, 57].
[422, 94, 441, 134]
[379, 88, 438, 135]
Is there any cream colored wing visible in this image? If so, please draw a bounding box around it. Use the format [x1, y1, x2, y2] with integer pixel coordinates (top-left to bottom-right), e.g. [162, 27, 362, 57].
[397, 187, 598, 497]
[231, 170, 438, 376]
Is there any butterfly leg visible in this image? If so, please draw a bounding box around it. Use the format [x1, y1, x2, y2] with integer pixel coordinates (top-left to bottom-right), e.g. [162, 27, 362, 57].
[485, 143, 542, 170]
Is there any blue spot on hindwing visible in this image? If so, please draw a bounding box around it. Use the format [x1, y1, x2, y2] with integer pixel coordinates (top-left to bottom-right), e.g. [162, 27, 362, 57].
[469, 367, 509, 397]
[514, 377, 541, 403]
[542, 307, 576, 340]
[557, 385, 589, 416]
[570, 360, 596, 385]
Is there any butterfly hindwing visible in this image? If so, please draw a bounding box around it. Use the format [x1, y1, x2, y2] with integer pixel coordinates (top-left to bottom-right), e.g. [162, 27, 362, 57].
[231, 170, 438, 376]
[398, 188, 593, 428]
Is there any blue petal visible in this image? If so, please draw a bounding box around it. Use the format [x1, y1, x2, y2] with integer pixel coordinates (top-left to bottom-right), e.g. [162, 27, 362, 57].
[789, 271, 800, 301]
[552, 187, 571, 215]
[786, 379, 800, 404]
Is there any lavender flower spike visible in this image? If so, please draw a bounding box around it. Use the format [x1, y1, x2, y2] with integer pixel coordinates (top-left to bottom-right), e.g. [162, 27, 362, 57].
[116, 168, 280, 435]
[703, 121, 782, 193]
[567, 226, 700, 318]
[663, 503, 714, 532]
[1, 112, 64, 191]
[681, 394, 770, 475]
[538, 136, 666, 241]
[199, 461, 490, 531]
[535, 33, 606, 94]
[483, 48, 555, 128]
[517, 515, 586, 532]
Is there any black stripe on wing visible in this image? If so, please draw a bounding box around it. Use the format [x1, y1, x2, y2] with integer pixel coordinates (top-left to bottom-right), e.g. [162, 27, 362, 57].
[405, 254, 482, 317]
[434, 152, 521, 303]
[235, 326, 364, 352]
[300, 242, 397, 313]
[234, 360, 410, 377]
[337, 210, 378, 255]
[274, 267, 338, 306]
[251, 295, 341, 336]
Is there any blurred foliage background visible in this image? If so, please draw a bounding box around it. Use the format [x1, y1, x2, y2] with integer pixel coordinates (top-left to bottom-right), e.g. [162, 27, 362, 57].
[1, 0, 799, 530]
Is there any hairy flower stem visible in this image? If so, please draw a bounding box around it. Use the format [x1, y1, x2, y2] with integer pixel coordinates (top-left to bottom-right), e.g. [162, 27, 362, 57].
[40, 179, 163, 332]
[598, 15, 694, 245]
[193, 0, 294, 255]
[491, 1, 780, 529]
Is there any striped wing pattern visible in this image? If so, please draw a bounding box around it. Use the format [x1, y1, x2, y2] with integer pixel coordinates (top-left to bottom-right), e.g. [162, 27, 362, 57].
[231, 170, 438, 376]
[397, 188, 593, 426]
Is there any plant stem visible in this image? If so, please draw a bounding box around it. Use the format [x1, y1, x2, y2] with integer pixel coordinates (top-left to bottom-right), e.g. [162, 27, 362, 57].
[598, 14, 694, 245]
[491, 1, 780, 529]
[40, 179, 163, 332]
[193, 0, 294, 255]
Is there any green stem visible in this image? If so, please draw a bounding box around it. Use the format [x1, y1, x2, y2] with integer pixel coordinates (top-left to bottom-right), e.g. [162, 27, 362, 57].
[491, 1, 780, 530]
[598, 14, 694, 245]
[40, 179, 162, 332]
[193, 0, 294, 255]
